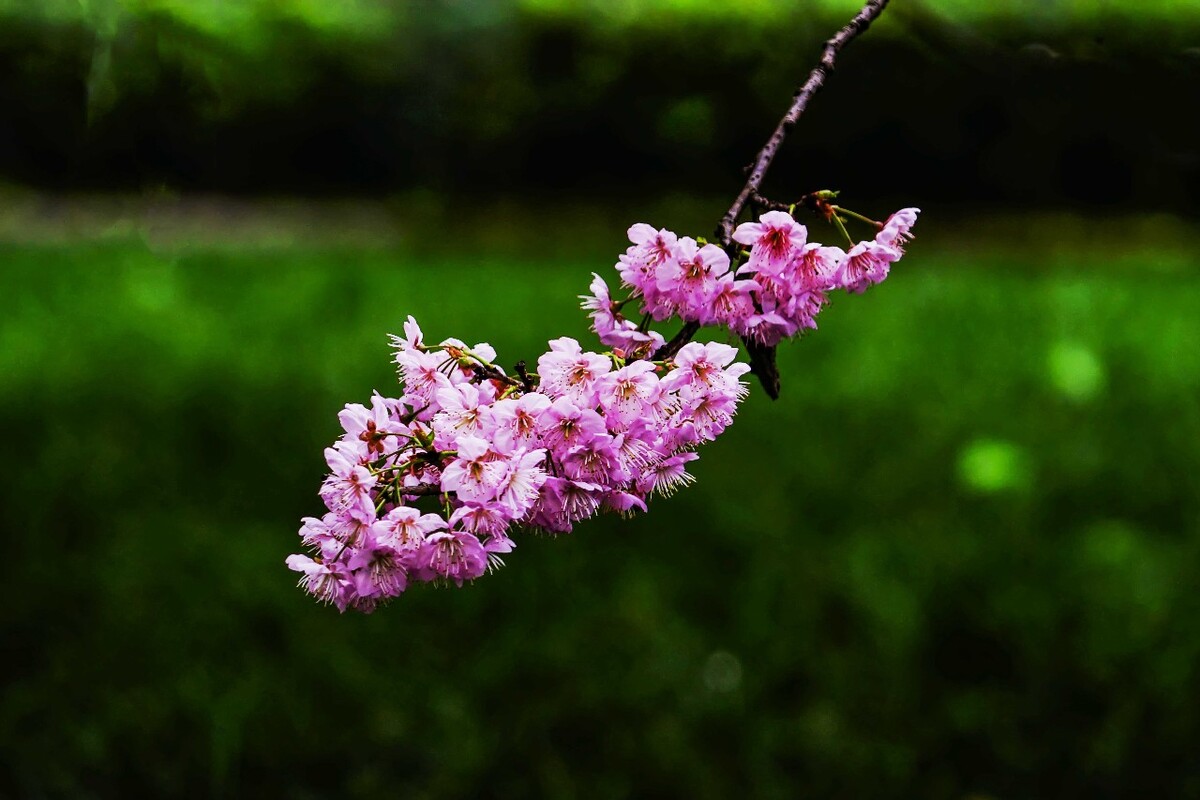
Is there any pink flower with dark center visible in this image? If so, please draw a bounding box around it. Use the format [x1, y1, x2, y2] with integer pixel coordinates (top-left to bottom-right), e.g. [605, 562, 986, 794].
[339, 394, 408, 457]
[286, 554, 353, 610]
[372, 506, 445, 562]
[394, 347, 453, 409]
[320, 445, 377, 523]
[562, 433, 625, 484]
[416, 530, 489, 586]
[449, 503, 512, 537]
[733, 210, 807, 271]
[493, 447, 548, 518]
[490, 392, 552, 454]
[875, 207, 920, 251]
[432, 383, 492, 449]
[656, 237, 730, 315]
[662, 342, 750, 398]
[618, 224, 678, 293]
[834, 240, 899, 293]
[636, 452, 699, 497]
[439, 435, 506, 502]
[786, 243, 844, 292]
[597, 360, 661, 430]
[539, 397, 607, 454]
[348, 538, 409, 603]
[679, 386, 740, 442]
[537, 338, 611, 405]
[702, 273, 759, 329]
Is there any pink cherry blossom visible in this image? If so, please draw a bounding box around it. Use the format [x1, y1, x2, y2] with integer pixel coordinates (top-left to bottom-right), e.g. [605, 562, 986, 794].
[655, 237, 730, 318]
[490, 392, 551, 453]
[372, 506, 445, 561]
[835, 240, 899, 293]
[876, 207, 920, 251]
[287, 554, 353, 610]
[536, 338, 611, 405]
[492, 447, 548, 517]
[733, 210, 807, 271]
[347, 537, 409, 601]
[597, 360, 661, 430]
[291, 205, 916, 612]
[416, 530, 489, 586]
[439, 435, 506, 502]
[538, 397, 607, 454]
[432, 383, 493, 449]
[320, 445, 377, 523]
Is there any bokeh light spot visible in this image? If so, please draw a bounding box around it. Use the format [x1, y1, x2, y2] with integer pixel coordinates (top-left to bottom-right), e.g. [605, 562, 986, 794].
[957, 439, 1030, 493]
[1047, 340, 1106, 402]
[702, 650, 743, 693]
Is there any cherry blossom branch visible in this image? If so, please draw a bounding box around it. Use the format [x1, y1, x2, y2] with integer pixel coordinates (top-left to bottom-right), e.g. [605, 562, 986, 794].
[652, 0, 892, 392]
[716, 0, 891, 248]
[400, 483, 444, 497]
[653, 321, 701, 362]
[289, 0, 920, 613]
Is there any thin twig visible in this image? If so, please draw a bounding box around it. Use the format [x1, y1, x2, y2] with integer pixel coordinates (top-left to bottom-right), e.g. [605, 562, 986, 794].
[400, 483, 443, 497]
[716, 0, 891, 248]
[472, 363, 523, 388]
[514, 360, 535, 392]
[653, 0, 890, 375]
[654, 321, 701, 362]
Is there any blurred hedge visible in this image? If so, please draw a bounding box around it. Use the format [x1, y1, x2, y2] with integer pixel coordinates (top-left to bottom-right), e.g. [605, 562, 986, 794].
[0, 0, 1197, 209]
[3, 213, 1200, 796]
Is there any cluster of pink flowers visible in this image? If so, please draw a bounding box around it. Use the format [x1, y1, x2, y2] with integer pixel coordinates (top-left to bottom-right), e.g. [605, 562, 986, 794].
[289, 207, 917, 611]
[589, 207, 920, 349]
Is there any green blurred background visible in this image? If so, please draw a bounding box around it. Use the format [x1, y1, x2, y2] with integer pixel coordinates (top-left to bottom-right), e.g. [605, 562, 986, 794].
[3, 1, 1200, 797]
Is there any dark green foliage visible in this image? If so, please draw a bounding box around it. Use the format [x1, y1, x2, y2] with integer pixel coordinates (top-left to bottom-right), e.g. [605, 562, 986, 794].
[0, 2, 1196, 211]
[3, 223, 1199, 797]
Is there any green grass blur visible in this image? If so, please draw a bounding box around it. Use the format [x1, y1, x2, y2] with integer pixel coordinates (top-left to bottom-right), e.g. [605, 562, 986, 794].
[4, 211, 1200, 796]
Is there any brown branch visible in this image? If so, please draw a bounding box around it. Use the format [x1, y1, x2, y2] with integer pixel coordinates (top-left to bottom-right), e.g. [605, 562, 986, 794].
[716, 0, 891, 248]
[749, 192, 793, 214]
[471, 363, 523, 388]
[514, 360, 536, 392]
[652, 0, 890, 384]
[720, 0, 891, 398]
[653, 321, 701, 362]
[400, 482, 443, 497]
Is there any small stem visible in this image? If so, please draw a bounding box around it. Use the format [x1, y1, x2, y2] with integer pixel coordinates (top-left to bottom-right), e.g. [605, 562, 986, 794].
[514, 360, 536, 392]
[832, 205, 882, 228]
[402, 483, 445, 497]
[471, 360, 523, 388]
[652, 320, 701, 361]
[831, 214, 856, 248]
[715, 0, 891, 247]
[749, 192, 792, 213]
